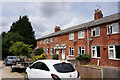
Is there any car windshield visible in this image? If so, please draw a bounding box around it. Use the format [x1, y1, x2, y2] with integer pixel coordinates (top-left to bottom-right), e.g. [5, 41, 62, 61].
[53, 63, 75, 73]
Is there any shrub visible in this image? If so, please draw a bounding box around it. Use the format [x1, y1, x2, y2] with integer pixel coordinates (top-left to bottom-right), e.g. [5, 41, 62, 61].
[32, 54, 45, 61]
[35, 48, 44, 55]
[52, 54, 59, 60]
[76, 54, 90, 61]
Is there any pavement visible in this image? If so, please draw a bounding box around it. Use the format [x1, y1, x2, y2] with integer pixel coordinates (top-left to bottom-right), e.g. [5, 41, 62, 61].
[0, 60, 24, 79]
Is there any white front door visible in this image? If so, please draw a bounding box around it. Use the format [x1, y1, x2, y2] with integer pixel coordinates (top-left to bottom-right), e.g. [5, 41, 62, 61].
[56, 49, 59, 55]
[62, 49, 65, 59]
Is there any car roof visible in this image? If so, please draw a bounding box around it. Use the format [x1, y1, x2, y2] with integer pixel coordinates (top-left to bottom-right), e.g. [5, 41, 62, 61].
[35, 60, 70, 65]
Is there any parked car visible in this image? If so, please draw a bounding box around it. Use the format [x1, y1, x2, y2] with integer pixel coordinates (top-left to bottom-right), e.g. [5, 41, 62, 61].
[4, 56, 18, 66]
[25, 60, 80, 80]
[11, 61, 33, 72]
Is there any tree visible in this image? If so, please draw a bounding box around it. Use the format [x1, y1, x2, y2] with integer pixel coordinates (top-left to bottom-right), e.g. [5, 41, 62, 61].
[9, 42, 32, 57]
[35, 48, 44, 55]
[2, 32, 24, 59]
[9, 15, 36, 48]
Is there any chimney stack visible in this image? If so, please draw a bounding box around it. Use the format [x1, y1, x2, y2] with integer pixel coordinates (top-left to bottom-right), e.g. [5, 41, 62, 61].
[94, 9, 103, 20]
[54, 26, 61, 32]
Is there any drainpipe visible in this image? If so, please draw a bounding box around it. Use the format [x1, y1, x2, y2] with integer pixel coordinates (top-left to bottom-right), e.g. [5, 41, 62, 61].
[87, 28, 89, 55]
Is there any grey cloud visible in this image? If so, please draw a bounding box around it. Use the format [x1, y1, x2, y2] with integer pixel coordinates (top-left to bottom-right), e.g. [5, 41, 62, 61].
[39, 2, 70, 17]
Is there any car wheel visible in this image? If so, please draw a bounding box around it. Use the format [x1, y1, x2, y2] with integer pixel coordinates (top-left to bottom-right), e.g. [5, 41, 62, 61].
[25, 73, 29, 80]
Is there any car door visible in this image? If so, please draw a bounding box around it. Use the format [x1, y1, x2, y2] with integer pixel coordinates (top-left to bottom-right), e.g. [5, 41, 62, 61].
[28, 62, 51, 78]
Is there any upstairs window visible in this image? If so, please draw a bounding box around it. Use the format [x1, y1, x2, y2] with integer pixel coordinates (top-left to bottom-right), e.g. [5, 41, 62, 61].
[78, 47, 85, 54]
[107, 22, 119, 34]
[69, 33, 74, 40]
[51, 37, 54, 43]
[108, 45, 120, 59]
[47, 39, 49, 43]
[78, 30, 85, 39]
[69, 47, 74, 56]
[40, 40, 42, 44]
[92, 46, 101, 58]
[43, 40, 46, 44]
[91, 27, 100, 37]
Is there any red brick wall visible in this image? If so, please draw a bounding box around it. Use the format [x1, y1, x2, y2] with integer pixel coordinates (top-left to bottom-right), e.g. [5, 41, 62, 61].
[37, 21, 120, 67]
[89, 21, 120, 67]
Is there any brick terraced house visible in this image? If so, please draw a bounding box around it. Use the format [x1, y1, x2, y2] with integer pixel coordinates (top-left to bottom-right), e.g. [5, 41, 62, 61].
[37, 9, 120, 67]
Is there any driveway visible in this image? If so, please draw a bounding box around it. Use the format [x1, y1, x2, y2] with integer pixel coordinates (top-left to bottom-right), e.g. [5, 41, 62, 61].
[0, 60, 24, 79]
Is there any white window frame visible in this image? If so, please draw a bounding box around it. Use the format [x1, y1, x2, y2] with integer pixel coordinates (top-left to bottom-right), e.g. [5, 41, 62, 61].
[40, 40, 42, 44]
[51, 48, 54, 54]
[78, 47, 85, 54]
[91, 27, 100, 37]
[51, 37, 54, 43]
[47, 39, 49, 43]
[43, 40, 46, 44]
[69, 33, 74, 40]
[78, 30, 85, 39]
[108, 45, 120, 60]
[46, 48, 49, 54]
[43, 48, 45, 53]
[91, 46, 101, 58]
[107, 22, 119, 35]
[69, 47, 74, 56]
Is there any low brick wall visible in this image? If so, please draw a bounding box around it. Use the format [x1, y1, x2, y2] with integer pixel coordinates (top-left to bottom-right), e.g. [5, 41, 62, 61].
[75, 65, 101, 79]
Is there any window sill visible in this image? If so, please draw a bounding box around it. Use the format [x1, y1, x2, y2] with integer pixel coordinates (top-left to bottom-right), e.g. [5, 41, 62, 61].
[68, 55, 74, 56]
[91, 35, 100, 38]
[109, 58, 120, 60]
[92, 57, 101, 59]
[107, 32, 120, 35]
[69, 39, 74, 40]
[78, 37, 84, 39]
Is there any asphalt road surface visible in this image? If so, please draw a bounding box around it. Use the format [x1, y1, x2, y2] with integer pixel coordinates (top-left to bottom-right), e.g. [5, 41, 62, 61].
[0, 60, 24, 79]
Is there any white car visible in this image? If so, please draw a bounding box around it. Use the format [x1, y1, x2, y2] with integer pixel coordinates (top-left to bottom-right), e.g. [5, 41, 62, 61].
[25, 60, 80, 80]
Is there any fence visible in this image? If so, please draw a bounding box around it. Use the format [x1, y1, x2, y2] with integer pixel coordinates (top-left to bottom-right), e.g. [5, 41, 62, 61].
[68, 60, 120, 79]
[102, 67, 120, 79]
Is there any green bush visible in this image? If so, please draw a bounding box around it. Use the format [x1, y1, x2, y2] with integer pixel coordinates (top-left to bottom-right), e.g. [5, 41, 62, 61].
[76, 54, 90, 61]
[52, 54, 59, 60]
[35, 48, 44, 55]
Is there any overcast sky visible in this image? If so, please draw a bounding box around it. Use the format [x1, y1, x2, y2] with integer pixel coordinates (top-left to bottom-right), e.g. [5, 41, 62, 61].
[1, 0, 120, 39]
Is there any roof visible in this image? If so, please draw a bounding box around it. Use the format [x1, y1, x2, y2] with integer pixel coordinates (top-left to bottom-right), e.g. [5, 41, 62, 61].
[37, 13, 120, 41]
[35, 60, 70, 66]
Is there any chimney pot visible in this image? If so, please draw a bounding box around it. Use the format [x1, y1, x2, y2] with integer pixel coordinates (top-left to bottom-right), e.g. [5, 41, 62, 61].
[54, 26, 61, 32]
[94, 9, 103, 20]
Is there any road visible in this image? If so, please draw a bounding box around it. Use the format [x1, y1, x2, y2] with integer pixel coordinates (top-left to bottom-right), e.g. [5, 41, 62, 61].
[0, 60, 24, 79]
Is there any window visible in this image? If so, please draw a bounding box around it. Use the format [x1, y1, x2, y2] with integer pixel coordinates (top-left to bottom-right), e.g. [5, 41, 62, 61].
[107, 22, 119, 34]
[91, 27, 100, 37]
[43, 48, 45, 53]
[40, 40, 42, 44]
[69, 47, 74, 56]
[69, 33, 74, 40]
[47, 39, 49, 43]
[30, 62, 50, 71]
[92, 46, 101, 58]
[47, 48, 49, 54]
[51, 37, 54, 43]
[53, 63, 75, 73]
[78, 47, 85, 54]
[51, 48, 54, 54]
[108, 45, 120, 59]
[43, 40, 46, 44]
[78, 30, 85, 39]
